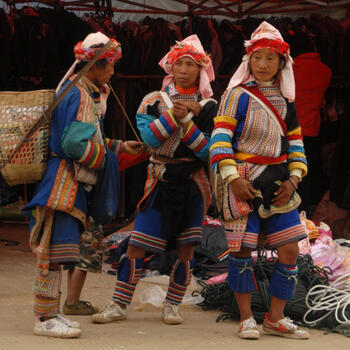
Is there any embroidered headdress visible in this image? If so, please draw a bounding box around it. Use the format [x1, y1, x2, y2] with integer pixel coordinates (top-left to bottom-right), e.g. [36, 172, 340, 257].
[227, 21, 295, 101]
[56, 32, 122, 93]
[159, 34, 215, 98]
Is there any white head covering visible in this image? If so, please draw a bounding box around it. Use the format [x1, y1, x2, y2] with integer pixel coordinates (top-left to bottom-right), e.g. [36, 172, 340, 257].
[226, 21, 295, 101]
[56, 32, 111, 94]
[159, 34, 215, 98]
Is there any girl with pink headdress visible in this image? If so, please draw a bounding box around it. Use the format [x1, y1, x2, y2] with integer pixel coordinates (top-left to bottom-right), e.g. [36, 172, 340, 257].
[92, 35, 218, 326]
[210, 21, 309, 340]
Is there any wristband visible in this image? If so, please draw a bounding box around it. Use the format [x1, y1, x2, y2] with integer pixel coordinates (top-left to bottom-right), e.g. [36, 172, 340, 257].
[289, 177, 298, 189]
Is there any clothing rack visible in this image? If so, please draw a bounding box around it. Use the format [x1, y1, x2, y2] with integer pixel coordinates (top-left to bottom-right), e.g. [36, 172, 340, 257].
[3, 0, 350, 18]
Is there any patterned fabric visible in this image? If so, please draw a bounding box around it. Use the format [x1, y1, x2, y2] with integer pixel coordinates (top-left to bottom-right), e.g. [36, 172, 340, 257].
[227, 21, 295, 102]
[136, 84, 212, 214]
[149, 110, 179, 144]
[32, 269, 62, 298]
[224, 217, 249, 252]
[181, 120, 209, 160]
[136, 84, 203, 154]
[74, 37, 122, 64]
[78, 140, 105, 171]
[246, 38, 290, 56]
[112, 281, 136, 305]
[210, 82, 307, 181]
[211, 81, 307, 252]
[112, 257, 144, 305]
[56, 32, 122, 93]
[166, 259, 194, 305]
[75, 220, 103, 273]
[34, 295, 60, 318]
[222, 163, 252, 221]
[105, 138, 123, 155]
[159, 35, 215, 98]
[29, 207, 54, 275]
[129, 189, 203, 254]
[241, 207, 306, 249]
[47, 160, 78, 213]
[71, 76, 106, 185]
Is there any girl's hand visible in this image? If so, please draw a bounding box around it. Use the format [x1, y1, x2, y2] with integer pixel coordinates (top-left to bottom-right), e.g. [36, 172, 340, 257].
[229, 177, 255, 201]
[182, 100, 202, 116]
[123, 141, 146, 155]
[172, 101, 189, 120]
[272, 179, 296, 207]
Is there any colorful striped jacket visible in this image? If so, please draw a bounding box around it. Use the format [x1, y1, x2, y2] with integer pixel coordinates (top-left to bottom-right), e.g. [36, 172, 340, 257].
[135, 84, 218, 213]
[210, 81, 307, 183]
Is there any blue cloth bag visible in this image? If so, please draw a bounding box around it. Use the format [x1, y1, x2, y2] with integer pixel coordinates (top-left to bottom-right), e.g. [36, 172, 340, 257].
[91, 149, 120, 225]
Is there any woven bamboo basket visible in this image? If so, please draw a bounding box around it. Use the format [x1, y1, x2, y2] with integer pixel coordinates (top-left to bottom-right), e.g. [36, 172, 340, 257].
[0, 90, 56, 186]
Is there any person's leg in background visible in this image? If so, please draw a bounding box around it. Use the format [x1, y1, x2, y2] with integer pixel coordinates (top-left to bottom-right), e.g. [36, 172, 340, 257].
[63, 221, 102, 315]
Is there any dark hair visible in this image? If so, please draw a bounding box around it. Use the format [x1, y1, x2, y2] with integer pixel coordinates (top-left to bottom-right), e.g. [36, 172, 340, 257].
[279, 54, 286, 70]
[74, 43, 108, 73]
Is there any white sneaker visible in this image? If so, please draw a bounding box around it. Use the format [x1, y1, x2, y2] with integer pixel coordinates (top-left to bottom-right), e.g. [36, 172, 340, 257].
[263, 313, 310, 339]
[162, 301, 183, 325]
[33, 317, 82, 338]
[238, 317, 260, 340]
[91, 301, 127, 324]
[57, 314, 80, 328]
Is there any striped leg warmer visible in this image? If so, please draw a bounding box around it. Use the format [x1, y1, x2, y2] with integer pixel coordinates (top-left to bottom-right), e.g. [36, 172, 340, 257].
[166, 258, 194, 305]
[112, 256, 144, 305]
[32, 268, 62, 318]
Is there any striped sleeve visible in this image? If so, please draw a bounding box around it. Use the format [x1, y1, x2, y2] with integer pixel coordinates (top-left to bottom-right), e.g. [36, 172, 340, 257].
[287, 126, 308, 177]
[181, 120, 209, 161]
[136, 91, 179, 148]
[61, 121, 105, 171]
[285, 102, 308, 177]
[136, 111, 178, 148]
[78, 140, 105, 171]
[209, 88, 243, 172]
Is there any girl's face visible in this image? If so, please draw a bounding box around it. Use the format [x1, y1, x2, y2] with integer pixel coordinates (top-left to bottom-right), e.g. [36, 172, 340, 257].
[93, 62, 115, 87]
[172, 56, 200, 89]
[250, 48, 281, 82]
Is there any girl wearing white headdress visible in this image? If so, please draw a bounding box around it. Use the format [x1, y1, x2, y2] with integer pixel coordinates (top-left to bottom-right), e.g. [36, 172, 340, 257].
[92, 35, 218, 326]
[23, 32, 143, 338]
[210, 21, 309, 340]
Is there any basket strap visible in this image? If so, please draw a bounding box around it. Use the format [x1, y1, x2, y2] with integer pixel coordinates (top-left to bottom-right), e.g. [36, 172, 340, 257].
[3, 40, 113, 167]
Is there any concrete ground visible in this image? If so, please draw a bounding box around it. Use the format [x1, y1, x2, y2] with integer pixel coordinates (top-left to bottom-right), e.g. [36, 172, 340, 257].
[0, 223, 349, 350]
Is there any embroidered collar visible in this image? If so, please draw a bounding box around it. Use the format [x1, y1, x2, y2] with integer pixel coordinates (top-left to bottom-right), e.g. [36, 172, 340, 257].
[247, 80, 280, 89]
[80, 76, 101, 96]
[256, 80, 274, 87]
[166, 83, 201, 98]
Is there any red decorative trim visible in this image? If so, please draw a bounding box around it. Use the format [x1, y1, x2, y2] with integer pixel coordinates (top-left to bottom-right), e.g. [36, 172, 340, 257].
[193, 137, 208, 153]
[82, 140, 95, 164]
[246, 38, 290, 56]
[241, 85, 288, 135]
[211, 153, 235, 165]
[149, 122, 165, 141]
[182, 123, 197, 143]
[238, 153, 287, 164]
[287, 134, 303, 141]
[214, 121, 236, 132]
[175, 85, 198, 95]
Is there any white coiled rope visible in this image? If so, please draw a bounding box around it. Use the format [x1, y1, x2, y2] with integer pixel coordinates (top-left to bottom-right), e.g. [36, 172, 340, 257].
[303, 273, 350, 325]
